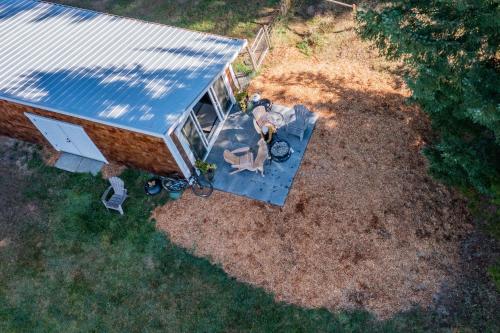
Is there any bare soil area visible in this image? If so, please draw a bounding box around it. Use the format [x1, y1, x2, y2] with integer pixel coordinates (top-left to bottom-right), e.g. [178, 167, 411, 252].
[0, 137, 44, 255]
[154, 13, 472, 318]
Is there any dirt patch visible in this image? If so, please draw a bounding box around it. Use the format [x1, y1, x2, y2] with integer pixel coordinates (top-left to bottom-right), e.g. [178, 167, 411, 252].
[41, 145, 60, 167]
[101, 162, 127, 179]
[431, 228, 500, 329]
[0, 136, 43, 244]
[154, 13, 472, 318]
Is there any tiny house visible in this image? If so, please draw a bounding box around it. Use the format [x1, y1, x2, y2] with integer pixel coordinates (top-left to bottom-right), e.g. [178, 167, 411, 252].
[0, 0, 246, 178]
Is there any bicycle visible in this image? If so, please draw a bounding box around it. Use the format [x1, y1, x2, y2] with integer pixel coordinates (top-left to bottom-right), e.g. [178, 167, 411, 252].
[161, 169, 213, 198]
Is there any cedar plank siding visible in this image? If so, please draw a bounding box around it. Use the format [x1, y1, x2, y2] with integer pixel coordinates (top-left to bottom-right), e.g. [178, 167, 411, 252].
[0, 99, 181, 175]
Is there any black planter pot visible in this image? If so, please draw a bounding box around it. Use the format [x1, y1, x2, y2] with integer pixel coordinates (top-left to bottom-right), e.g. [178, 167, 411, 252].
[253, 98, 273, 112]
[205, 169, 215, 182]
[144, 177, 162, 196]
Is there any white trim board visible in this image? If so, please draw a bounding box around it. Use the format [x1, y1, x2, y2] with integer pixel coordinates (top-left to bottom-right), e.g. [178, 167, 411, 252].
[172, 71, 235, 165]
[165, 57, 243, 136]
[163, 135, 191, 179]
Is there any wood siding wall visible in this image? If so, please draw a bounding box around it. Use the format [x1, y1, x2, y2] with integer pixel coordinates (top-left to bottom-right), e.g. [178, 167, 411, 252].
[0, 99, 181, 175]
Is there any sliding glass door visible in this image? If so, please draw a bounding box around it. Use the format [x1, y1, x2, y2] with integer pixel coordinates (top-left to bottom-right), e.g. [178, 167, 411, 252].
[176, 73, 235, 163]
[180, 113, 207, 161]
[211, 75, 232, 116]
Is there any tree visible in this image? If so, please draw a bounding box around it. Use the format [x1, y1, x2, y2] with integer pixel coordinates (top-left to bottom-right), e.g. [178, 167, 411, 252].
[356, 0, 500, 201]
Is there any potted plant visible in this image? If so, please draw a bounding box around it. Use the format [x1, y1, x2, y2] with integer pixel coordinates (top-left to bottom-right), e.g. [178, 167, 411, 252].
[144, 177, 162, 196]
[235, 90, 249, 112]
[195, 160, 217, 182]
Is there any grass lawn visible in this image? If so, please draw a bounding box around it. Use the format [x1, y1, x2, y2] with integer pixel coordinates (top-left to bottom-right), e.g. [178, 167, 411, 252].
[0, 139, 497, 332]
[55, 0, 281, 38]
[0, 141, 432, 332]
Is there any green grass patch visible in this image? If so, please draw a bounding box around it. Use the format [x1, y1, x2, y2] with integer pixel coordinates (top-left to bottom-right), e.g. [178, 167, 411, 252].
[0, 148, 371, 332]
[0, 146, 456, 332]
[489, 266, 500, 291]
[296, 31, 325, 56]
[233, 61, 254, 76]
[55, 0, 281, 38]
[296, 39, 313, 56]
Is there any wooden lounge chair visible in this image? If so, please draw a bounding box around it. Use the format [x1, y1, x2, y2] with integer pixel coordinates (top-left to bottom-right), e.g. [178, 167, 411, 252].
[223, 139, 270, 176]
[223, 147, 254, 175]
[253, 138, 270, 176]
[286, 104, 311, 141]
[101, 177, 128, 215]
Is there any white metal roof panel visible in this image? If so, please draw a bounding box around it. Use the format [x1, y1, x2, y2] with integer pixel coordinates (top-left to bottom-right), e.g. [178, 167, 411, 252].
[0, 0, 246, 135]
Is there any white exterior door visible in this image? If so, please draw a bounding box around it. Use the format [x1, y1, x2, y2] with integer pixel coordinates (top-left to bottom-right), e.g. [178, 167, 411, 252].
[26, 114, 80, 155]
[59, 122, 107, 162]
[26, 113, 107, 162]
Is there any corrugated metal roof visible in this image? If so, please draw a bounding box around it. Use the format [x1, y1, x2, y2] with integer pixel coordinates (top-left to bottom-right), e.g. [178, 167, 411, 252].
[0, 0, 246, 135]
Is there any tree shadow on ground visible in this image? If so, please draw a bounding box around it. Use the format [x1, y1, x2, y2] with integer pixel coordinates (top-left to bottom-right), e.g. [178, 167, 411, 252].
[52, 0, 282, 38]
[261, 70, 432, 156]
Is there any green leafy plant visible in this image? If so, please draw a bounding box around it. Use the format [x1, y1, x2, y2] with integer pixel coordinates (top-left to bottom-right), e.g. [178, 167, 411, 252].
[297, 30, 324, 56]
[195, 159, 217, 174]
[235, 90, 249, 112]
[233, 61, 253, 76]
[296, 40, 313, 56]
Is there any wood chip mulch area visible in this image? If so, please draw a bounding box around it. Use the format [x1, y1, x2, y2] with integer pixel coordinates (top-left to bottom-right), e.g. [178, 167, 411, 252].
[154, 34, 471, 318]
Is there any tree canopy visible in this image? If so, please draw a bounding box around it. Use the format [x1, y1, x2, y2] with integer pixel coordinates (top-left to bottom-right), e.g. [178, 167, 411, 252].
[356, 0, 500, 201]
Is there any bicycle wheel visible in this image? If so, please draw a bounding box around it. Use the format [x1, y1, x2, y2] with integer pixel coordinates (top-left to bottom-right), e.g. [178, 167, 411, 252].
[191, 177, 213, 197]
[162, 175, 188, 192]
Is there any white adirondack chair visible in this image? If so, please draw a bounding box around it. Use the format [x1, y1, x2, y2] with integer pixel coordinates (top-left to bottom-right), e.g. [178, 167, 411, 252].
[286, 104, 311, 141]
[101, 177, 128, 215]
